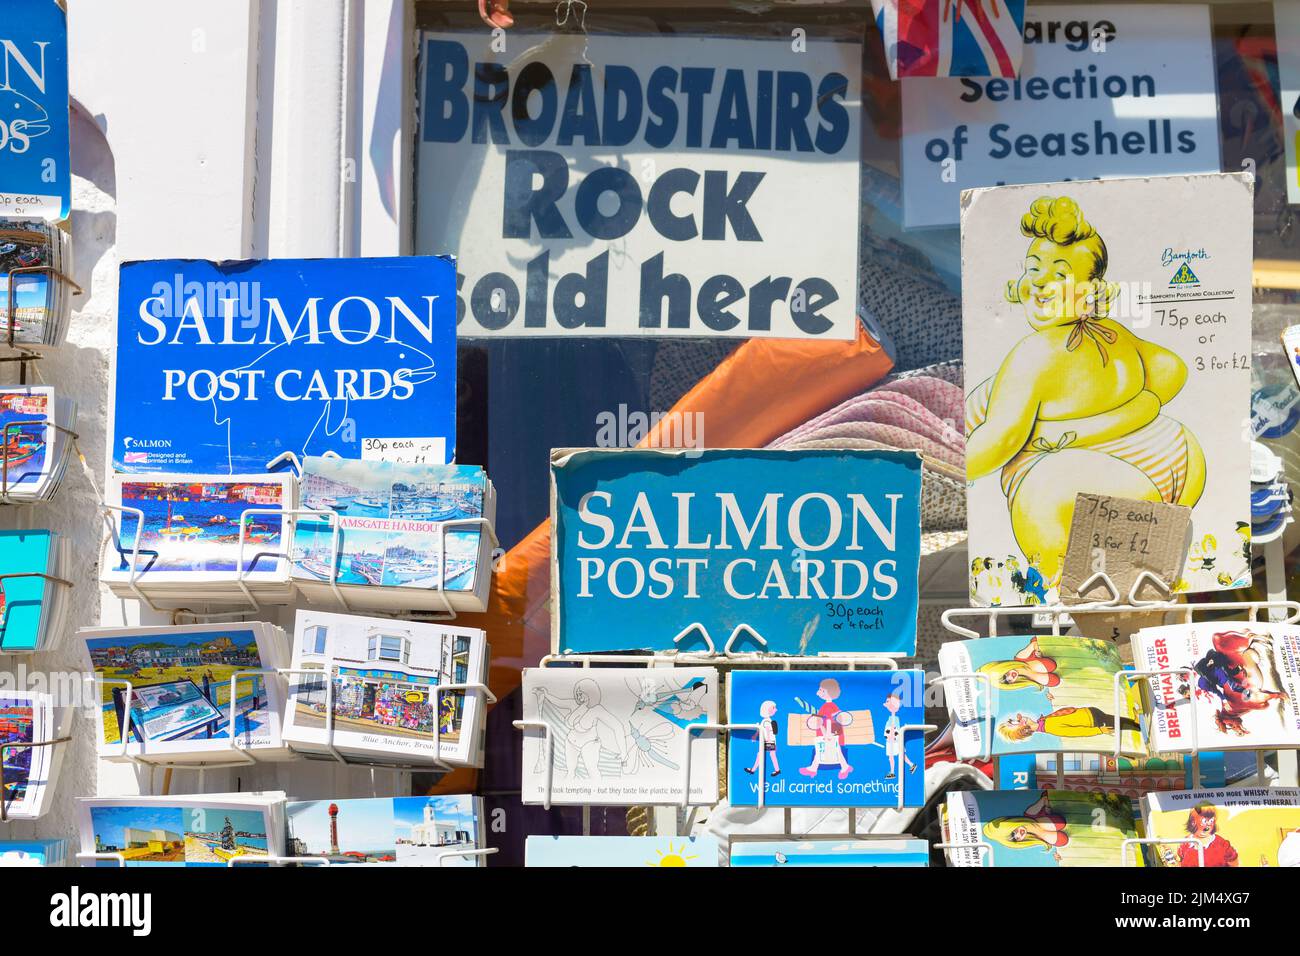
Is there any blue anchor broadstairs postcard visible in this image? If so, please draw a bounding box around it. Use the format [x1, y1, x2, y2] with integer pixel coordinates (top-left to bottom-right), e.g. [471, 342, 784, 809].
[520, 666, 718, 806]
[727, 669, 926, 808]
[550, 447, 922, 656]
[111, 256, 457, 474]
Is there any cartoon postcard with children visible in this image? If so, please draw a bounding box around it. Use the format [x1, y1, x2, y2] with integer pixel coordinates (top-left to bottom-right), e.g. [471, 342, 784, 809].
[727, 670, 925, 808]
[961, 174, 1253, 607]
[945, 789, 1142, 867]
[520, 667, 719, 806]
[938, 635, 1146, 759]
[1142, 788, 1300, 867]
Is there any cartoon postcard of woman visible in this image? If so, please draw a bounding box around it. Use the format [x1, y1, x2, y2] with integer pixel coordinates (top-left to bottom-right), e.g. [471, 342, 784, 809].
[939, 634, 1147, 759]
[961, 175, 1253, 607]
[945, 790, 1141, 867]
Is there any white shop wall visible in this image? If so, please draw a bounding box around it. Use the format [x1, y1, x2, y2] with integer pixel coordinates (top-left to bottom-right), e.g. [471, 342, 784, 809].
[1, 1, 416, 839]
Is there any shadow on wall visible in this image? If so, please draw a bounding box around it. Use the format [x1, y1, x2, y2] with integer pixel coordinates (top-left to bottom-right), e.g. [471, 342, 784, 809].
[0, 101, 119, 841]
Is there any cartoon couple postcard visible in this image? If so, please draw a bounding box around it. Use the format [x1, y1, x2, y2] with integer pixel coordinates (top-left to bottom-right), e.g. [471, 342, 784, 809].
[939, 635, 1146, 760]
[728, 670, 925, 808]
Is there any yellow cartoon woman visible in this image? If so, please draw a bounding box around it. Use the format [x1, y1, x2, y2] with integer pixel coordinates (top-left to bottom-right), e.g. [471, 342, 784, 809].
[966, 196, 1206, 587]
[978, 636, 1060, 692]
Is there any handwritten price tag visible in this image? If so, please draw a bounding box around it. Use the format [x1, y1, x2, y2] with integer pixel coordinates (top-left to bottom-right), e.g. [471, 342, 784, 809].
[1060, 493, 1192, 607]
[361, 436, 448, 465]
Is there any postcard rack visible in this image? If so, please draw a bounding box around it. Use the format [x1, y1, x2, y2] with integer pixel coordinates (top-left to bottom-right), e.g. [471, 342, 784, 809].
[936, 835, 1205, 868]
[278, 667, 496, 774]
[0, 570, 73, 641]
[0, 419, 79, 505]
[522, 645, 920, 829]
[3, 265, 83, 385]
[0, 735, 72, 822]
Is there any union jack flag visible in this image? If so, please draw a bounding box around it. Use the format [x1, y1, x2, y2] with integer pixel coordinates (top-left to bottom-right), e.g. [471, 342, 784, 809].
[123, 452, 149, 464]
[872, 0, 1026, 79]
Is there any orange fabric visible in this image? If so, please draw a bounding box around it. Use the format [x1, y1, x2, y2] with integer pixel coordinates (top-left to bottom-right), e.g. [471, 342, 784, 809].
[428, 325, 892, 792]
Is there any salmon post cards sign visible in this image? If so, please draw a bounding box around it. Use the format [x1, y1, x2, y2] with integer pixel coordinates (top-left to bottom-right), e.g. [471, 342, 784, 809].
[962, 173, 1253, 607]
[550, 448, 923, 656]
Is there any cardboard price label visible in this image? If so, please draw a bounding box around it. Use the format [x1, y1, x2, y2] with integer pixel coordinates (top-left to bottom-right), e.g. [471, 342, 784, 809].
[1059, 493, 1193, 606]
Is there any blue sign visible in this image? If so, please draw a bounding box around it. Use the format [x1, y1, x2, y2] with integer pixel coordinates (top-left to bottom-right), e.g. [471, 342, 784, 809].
[728, 669, 926, 808]
[112, 256, 457, 474]
[0, 1, 70, 219]
[552, 448, 922, 655]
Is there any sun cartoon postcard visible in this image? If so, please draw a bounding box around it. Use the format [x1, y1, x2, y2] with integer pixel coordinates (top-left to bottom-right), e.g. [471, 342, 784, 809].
[962, 174, 1253, 606]
[727, 670, 925, 808]
[1142, 787, 1300, 867]
[525, 835, 719, 867]
[945, 790, 1142, 867]
[939, 635, 1146, 760]
[520, 667, 718, 806]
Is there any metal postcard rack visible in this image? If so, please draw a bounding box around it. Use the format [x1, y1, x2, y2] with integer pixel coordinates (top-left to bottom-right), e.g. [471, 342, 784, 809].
[517, 617, 934, 827]
[98, 451, 500, 624]
[92, 667, 495, 786]
[2, 264, 83, 385]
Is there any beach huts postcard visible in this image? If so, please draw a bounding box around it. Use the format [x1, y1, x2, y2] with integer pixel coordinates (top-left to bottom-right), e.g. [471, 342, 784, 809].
[293, 456, 496, 612]
[727, 669, 926, 808]
[78, 793, 285, 867]
[80, 622, 292, 763]
[281, 610, 489, 767]
[525, 835, 719, 867]
[520, 666, 719, 806]
[286, 794, 484, 866]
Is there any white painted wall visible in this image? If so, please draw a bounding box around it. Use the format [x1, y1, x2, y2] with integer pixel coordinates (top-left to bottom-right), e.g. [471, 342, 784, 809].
[3, 0, 417, 841]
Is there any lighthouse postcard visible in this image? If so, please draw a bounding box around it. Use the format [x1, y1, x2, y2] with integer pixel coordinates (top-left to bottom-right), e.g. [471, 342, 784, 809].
[285, 795, 484, 866]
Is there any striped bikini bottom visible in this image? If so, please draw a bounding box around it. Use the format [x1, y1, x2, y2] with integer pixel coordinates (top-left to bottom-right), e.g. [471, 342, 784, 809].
[998, 415, 1194, 504]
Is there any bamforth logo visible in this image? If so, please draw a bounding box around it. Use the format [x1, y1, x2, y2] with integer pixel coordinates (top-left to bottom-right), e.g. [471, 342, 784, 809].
[49, 887, 152, 937]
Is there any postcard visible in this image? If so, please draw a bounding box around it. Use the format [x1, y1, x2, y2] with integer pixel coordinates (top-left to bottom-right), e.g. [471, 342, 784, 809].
[1131, 622, 1300, 753]
[81, 622, 290, 762]
[525, 835, 719, 867]
[963, 174, 1253, 605]
[729, 837, 929, 867]
[0, 218, 71, 344]
[1033, 752, 1195, 799]
[551, 447, 922, 656]
[281, 610, 489, 767]
[520, 666, 718, 806]
[0, 690, 71, 820]
[111, 256, 456, 473]
[286, 795, 484, 866]
[945, 790, 1142, 867]
[727, 669, 926, 808]
[938, 635, 1145, 759]
[1142, 788, 1300, 867]
[0, 838, 68, 867]
[293, 456, 493, 605]
[0, 388, 53, 493]
[0, 528, 67, 652]
[78, 794, 285, 867]
[102, 473, 295, 583]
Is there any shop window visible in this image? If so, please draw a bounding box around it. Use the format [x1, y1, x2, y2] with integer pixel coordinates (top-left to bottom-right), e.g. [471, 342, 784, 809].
[301, 624, 328, 656]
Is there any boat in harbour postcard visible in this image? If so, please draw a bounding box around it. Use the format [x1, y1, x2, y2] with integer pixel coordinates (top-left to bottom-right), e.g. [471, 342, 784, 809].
[101, 472, 295, 586]
[293, 456, 495, 611]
